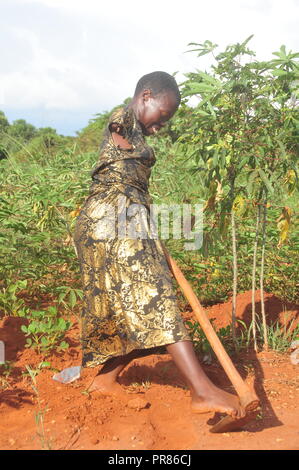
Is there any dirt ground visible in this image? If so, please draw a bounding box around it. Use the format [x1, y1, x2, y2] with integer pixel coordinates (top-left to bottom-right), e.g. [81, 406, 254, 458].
[0, 289, 298, 451]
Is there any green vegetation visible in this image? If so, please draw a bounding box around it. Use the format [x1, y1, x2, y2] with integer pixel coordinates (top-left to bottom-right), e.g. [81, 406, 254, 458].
[25, 364, 53, 450]
[168, 37, 298, 349]
[187, 318, 299, 358]
[21, 306, 72, 355]
[0, 37, 298, 358]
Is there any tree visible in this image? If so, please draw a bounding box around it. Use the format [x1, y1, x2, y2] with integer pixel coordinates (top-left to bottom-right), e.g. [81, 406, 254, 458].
[36, 127, 58, 136]
[174, 36, 299, 350]
[0, 111, 9, 133]
[8, 119, 37, 142]
[0, 111, 10, 159]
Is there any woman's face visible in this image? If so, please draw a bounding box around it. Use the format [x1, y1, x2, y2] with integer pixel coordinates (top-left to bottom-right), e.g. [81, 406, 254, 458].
[137, 90, 178, 136]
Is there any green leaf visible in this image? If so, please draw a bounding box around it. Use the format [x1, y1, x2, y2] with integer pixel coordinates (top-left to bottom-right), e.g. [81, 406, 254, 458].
[247, 169, 258, 195]
[212, 151, 218, 167]
[237, 156, 249, 169]
[28, 323, 37, 333]
[182, 83, 215, 97]
[240, 34, 254, 48]
[58, 291, 67, 302]
[58, 317, 66, 329]
[39, 361, 51, 368]
[195, 71, 221, 86]
[194, 109, 210, 116]
[258, 169, 274, 193]
[207, 101, 216, 118]
[272, 69, 289, 77]
[32, 310, 43, 318]
[272, 45, 287, 59]
[277, 140, 287, 157]
[194, 263, 207, 269]
[280, 45, 287, 58]
[186, 41, 218, 57]
[75, 289, 84, 300]
[68, 290, 77, 308]
[47, 306, 57, 316]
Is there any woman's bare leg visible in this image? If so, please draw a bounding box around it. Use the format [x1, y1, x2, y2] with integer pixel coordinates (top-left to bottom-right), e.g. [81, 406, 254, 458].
[87, 350, 138, 394]
[87, 347, 160, 394]
[87, 341, 245, 418]
[166, 340, 245, 418]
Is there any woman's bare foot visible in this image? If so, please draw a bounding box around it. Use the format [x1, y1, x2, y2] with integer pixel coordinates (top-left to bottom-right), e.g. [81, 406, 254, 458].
[84, 351, 140, 396]
[191, 386, 246, 419]
[87, 374, 126, 396]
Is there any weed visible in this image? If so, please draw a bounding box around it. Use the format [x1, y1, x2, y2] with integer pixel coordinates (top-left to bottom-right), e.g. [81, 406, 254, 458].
[0, 376, 10, 389]
[25, 364, 54, 450]
[185, 314, 299, 358]
[185, 319, 215, 357]
[55, 285, 83, 318]
[236, 316, 299, 352]
[21, 361, 51, 380]
[0, 279, 29, 317]
[257, 320, 299, 352]
[128, 380, 151, 391]
[0, 361, 15, 389]
[21, 306, 72, 355]
[243, 363, 255, 376]
[185, 318, 241, 358]
[1, 360, 14, 378]
[140, 380, 151, 390]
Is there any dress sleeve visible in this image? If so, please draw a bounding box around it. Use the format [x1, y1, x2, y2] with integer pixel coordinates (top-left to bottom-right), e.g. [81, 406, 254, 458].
[108, 106, 135, 143]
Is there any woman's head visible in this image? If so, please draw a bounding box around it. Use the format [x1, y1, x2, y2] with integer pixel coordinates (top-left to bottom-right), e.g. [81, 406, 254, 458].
[131, 71, 181, 136]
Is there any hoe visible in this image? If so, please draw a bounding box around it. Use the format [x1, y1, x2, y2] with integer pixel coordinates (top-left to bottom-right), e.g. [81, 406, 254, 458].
[162, 245, 261, 433]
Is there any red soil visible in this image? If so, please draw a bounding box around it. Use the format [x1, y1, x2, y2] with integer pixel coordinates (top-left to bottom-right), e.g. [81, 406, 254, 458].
[0, 289, 298, 450]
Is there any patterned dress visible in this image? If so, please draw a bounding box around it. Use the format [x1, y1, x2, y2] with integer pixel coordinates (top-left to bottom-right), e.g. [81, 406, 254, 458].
[73, 105, 191, 368]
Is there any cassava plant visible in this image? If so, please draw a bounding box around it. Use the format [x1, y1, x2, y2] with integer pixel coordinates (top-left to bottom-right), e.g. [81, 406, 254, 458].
[21, 306, 72, 356]
[176, 36, 298, 350]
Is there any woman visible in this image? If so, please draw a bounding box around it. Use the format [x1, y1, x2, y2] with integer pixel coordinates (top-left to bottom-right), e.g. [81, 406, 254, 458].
[73, 71, 245, 418]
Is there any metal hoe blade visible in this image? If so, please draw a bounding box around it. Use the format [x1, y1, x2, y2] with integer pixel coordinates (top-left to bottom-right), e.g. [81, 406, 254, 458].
[209, 410, 260, 433]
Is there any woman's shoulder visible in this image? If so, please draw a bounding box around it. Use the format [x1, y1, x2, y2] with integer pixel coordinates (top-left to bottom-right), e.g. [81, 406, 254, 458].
[108, 106, 135, 134]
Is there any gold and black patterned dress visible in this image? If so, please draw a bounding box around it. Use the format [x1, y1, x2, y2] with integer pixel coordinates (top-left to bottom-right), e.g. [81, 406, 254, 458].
[73, 105, 191, 368]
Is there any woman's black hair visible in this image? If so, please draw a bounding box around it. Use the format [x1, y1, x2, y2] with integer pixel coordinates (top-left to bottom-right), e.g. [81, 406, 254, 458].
[134, 71, 181, 106]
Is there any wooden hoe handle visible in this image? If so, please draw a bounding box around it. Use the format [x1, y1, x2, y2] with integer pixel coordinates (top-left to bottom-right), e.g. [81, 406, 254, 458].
[162, 246, 260, 412]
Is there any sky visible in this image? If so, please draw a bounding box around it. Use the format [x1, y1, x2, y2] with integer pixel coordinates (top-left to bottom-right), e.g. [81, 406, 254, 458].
[0, 0, 298, 135]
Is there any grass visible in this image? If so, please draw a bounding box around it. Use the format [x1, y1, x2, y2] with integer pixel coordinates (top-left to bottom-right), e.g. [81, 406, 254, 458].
[0, 361, 15, 389]
[185, 315, 299, 358]
[256, 319, 299, 352]
[0, 376, 10, 390]
[25, 364, 54, 450]
[127, 380, 151, 391]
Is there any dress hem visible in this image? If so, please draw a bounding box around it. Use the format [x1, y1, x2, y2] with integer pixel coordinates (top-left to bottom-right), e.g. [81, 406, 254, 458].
[80, 336, 192, 368]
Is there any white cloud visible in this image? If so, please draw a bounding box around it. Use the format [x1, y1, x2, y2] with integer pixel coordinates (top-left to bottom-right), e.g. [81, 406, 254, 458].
[1, 0, 298, 133]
